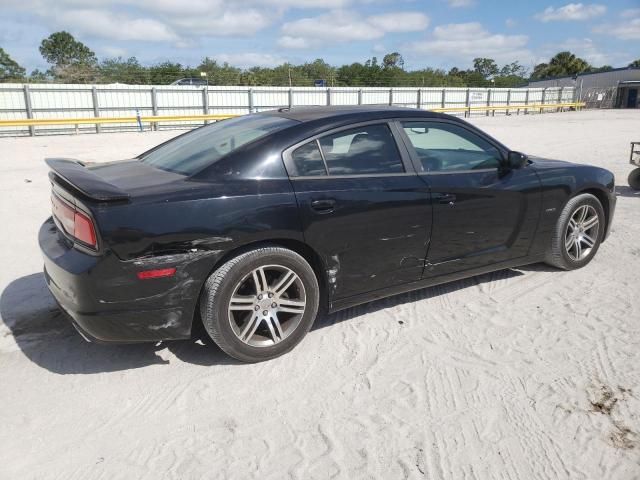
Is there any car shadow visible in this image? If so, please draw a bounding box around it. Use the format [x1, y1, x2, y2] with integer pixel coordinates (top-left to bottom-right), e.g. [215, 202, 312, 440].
[0, 273, 240, 374]
[2, 267, 527, 374]
[616, 186, 640, 198]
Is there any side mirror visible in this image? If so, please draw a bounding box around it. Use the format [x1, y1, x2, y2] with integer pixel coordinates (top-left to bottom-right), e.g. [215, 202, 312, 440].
[506, 151, 527, 170]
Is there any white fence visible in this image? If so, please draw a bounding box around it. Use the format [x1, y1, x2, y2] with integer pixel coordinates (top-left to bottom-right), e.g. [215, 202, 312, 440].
[0, 83, 576, 136]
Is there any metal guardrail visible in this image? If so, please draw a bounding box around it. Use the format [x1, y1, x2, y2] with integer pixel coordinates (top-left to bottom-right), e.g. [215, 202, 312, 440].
[0, 102, 584, 129]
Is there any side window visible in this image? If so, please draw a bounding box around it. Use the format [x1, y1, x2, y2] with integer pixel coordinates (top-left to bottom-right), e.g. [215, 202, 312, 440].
[402, 121, 503, 172]
[291, 141, 327, 177]
[317, 124, 404, 175]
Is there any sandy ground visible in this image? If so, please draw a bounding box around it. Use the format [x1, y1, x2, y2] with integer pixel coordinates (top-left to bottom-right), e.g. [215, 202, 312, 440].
[1, 110, 639, 479]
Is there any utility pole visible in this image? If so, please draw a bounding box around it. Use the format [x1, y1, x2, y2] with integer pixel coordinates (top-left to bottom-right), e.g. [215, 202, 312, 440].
[288, 67, 292, 87]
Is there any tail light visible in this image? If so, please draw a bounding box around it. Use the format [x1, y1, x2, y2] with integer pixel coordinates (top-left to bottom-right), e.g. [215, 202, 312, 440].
[51, 194, 98, 249]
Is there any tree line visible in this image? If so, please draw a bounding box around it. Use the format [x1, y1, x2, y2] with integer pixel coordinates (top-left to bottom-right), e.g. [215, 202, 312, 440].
[1, 31, 639, 87]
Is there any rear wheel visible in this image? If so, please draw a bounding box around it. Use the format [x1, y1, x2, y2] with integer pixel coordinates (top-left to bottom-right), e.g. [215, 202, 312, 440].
[628, 168, 640, 190]
[546, 193, 604, 270]
[200, 247, 319, 362]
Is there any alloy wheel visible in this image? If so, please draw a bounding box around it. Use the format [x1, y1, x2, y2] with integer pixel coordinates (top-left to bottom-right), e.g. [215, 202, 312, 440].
[227, 264, 306, 347]
[565, 204, 599, 261]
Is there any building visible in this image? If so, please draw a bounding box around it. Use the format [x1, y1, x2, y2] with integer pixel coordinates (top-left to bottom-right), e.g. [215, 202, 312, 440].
[527, 67, 640, 109]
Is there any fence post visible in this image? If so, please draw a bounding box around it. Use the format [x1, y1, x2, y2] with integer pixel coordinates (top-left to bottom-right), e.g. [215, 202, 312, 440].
[465, 88, 470, 118]
[558, 87, 563, 112]
[417, 89, 422, 110]
[23, 84, 34, 137]
[91, 86, 101, 133]
[288, 88, 293, 108]
[441, 88, 446, 109]
[326, 87, 331, 106]
[540, 88, 547, 113]
[389, 88, 393, 106]
[486, 88, 491, 116]
[358, 88, 363, 105]
[202, 87, 209, 125]
[151, 87, 158, 131]
[248, 88, 254, 113]
[506, 88, 511, 116]
[524, 88, 530, 114]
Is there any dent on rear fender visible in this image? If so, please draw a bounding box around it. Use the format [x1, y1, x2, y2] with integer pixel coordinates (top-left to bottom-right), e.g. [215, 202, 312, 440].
[96, 249, 223, 306]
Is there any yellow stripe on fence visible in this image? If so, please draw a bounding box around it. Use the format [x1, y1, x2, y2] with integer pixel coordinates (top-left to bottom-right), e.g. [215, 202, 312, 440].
[0, 103, 585, 128]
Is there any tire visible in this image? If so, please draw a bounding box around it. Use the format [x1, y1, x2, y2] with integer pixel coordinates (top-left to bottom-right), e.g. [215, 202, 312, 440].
[628, 168, 640, 190]
[546, 193, 605, 270]
[200, 246, 320, 362]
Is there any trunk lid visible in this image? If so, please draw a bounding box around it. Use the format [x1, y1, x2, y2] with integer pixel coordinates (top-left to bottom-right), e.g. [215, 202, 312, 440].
[46, 158, 186, 202]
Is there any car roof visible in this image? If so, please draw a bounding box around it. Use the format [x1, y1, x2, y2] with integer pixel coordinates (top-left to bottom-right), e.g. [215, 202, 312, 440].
[263, 105, 450, 124]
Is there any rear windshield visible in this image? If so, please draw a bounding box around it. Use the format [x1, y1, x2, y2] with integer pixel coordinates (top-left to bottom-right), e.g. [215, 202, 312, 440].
[139, 115, 296, 175]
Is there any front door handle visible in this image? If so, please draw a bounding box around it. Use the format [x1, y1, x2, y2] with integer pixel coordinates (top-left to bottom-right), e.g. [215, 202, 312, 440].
[438, 193, 457, 205]
[311, 199, 336, 213]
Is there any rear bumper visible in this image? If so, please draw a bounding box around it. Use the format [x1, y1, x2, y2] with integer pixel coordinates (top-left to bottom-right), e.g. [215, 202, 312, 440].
[39, 217, 216, 343]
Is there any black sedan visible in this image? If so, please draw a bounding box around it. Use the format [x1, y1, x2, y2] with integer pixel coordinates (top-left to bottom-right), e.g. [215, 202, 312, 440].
[40, 106, 616, 362]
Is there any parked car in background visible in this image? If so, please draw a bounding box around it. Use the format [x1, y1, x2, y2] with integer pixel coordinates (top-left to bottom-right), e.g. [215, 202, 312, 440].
[170, 77, 207, 87]
[39, 106, 616, 362]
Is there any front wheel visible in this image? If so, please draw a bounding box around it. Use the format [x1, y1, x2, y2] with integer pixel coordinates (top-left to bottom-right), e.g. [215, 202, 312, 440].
[628, 167, 640, 190]
[546, 193, 605, 270]
[200, 247, 320, 362]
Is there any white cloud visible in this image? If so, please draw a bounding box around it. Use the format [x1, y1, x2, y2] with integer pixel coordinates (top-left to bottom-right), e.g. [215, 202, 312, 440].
[278, 10, 429, 49]
[214, 52, 286, 68]
[505, 18, 517, 28]
[535, 3, 606, 22]
[448, 0, 474, 7]
[368, 12, 429, 32]
[58, 9, 178, 42]
[593, 11, 640, 40]
[405, 22, 531, 64]
[277, 36, 311, 49]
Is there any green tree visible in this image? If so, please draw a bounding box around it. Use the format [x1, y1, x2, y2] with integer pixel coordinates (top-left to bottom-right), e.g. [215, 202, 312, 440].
[39, 31, 97, 82]
[531, 51, 590, 80]
[628, 59, 640, 68]
[382, 52, 404, 70]
[148, 61, 184, 84]
[473, 58, 499, 80]
[98, 56, 150, 84]
[29, 69, 50, 82]
[0, 47, 26, 81]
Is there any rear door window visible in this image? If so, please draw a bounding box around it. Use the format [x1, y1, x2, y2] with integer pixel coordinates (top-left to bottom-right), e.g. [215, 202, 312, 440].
[291, 141, 327, 176]
[317, 124, 404, 176]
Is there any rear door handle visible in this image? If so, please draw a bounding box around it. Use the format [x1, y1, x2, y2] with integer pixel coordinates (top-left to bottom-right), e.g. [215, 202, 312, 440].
[438, 193, 457, 205]
[311, 199, 336, 213]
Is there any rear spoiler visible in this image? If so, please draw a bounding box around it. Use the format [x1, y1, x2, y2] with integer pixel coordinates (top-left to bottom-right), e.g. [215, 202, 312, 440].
[45, 158, 130, 202]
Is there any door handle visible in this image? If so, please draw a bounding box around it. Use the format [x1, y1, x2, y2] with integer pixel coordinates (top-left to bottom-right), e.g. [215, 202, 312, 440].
[311, 199, 336, 213]
[438, 193, 457, 205]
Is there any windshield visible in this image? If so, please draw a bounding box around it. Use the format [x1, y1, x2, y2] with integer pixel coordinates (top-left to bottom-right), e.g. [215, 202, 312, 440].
[139, 115, 296, 175]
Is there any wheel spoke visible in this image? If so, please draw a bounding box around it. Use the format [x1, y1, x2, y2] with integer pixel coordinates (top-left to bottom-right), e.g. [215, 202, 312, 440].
[229, 296, 255, 311]
[565, 235, 576, 252]
[278, 299, 305, 314]
[265, 315, 280, 344]
[274, 270, 297, 295]
[252, 267, 269, 293]
[239, 315, 261, 342]
[271, 314, 284, 339]
[575, 237, 582, 259]
[576, 205, 588, 223]
[582, 215, 599, 230]
[581, 233, 596, 248]
[568, 218, 578, 232]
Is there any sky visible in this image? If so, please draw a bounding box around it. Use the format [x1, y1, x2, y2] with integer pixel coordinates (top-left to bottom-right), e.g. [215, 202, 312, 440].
[1, 0, 639, 73]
